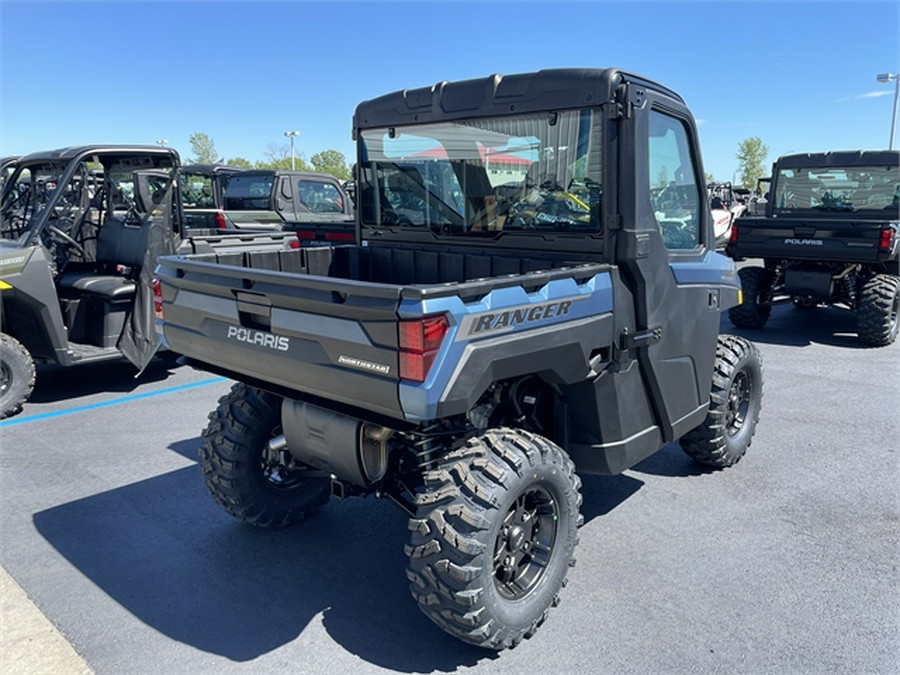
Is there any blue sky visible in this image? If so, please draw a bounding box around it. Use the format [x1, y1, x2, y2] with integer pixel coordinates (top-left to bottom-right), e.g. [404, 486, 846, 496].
[1, 1, 898, 182]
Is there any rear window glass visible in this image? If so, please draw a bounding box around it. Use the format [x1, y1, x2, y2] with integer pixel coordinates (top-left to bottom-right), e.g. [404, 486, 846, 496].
[224, 175, 274, 210]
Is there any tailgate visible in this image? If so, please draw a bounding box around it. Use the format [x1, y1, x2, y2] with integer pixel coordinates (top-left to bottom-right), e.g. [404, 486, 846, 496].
[731, 216, 893, 262]
[225, 209, 284, 230]
[157, 252, 405, 419]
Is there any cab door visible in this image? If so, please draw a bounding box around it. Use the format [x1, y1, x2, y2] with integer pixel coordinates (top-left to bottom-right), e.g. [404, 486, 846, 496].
[615, 87, 726, 442]
[274, 175, 297, 225]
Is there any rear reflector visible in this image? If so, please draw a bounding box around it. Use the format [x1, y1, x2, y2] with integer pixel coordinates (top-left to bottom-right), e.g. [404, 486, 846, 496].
[215, 211, 227, 229]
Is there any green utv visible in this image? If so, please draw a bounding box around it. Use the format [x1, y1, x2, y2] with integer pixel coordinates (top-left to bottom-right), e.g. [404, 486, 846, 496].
[0, 146, 296, 419]
[157, 69, 764, 650]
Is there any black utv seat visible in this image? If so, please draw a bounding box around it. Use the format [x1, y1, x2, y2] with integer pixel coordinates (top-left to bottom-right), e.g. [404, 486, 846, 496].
[57, 215, 147, 299]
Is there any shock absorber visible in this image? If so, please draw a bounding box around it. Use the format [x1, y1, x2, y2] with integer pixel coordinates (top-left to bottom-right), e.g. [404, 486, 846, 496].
[406, 421, 448, 472]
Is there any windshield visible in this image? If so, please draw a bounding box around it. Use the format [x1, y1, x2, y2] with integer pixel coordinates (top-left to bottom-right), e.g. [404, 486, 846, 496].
[224, 174, 274, 210]
[774, 164, 899, 213]
[358, 109, 602, 236]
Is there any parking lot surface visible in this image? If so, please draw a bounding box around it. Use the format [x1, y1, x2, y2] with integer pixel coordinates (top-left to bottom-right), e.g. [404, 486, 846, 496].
[1, 303, 897, 674]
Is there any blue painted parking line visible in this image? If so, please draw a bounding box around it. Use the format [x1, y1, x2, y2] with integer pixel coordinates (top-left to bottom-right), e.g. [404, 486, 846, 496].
[0, 377, 227, 428]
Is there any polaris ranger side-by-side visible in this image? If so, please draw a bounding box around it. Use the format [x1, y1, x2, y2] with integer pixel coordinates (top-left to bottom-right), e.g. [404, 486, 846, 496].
[157, 69, 763, 650]
[180, 163, 244, 230]
[222, 169, 355, 239]
[727, 150, 900, 346]
[0, 146, 298, 418]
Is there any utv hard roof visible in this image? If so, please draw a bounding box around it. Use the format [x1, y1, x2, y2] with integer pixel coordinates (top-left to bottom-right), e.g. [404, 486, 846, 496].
[228, 169, 344, 180]
[775, 150, 900, 169]
[353, 68, 682, 132]
[16, 145, 180, 164]
[182, 164, 246, 175]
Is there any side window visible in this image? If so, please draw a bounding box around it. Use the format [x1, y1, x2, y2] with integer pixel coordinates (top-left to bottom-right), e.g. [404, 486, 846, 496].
[298, 180, 345, 213]
[648, 110, 702, 250]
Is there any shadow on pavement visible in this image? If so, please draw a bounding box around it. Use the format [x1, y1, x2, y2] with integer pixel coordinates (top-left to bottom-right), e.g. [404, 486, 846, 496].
[32, 439, 490, 671]
[29, 354, 182, 404]
[720, 303, 868, 349]
[31, 431, 661, 670]
[628, 442, 715, 478]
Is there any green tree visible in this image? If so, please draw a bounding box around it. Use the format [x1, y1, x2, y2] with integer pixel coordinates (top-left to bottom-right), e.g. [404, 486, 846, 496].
[736, 137, 769, 190]
[189, 132, 218, 164]
[225, 157, 253, 168]
[310, 149, 351, 180]
[255, 143, 309, 170]
[656, 166, 669, 188]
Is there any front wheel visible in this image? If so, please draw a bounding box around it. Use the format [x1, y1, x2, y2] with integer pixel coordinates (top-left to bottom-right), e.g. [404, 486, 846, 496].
[728, 266, 773, 329]
[0, 334, 36, 420]
[405, 428, 582, 650]
[680, 335, 763, 468]
[199, 383, 331, 527]
[857, 274, 900, 346]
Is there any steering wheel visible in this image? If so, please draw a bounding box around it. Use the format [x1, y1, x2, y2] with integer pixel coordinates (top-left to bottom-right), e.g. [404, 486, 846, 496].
[47, 224, 88, 259]
[660, 219, 696, 249]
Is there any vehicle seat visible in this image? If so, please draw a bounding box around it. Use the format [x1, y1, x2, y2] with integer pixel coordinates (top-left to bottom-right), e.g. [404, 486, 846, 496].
[57, 215, 148, 299]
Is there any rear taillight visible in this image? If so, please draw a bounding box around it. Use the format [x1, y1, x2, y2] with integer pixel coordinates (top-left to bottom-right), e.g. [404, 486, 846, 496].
[729, 222, 739, 244]
[215, 211, 227, 229]
[152, 277, 164, 320]
[325, 232, 354, 242]
[879, 227, 894, 252]
[295, 230, 316, 240]
[398, 315, 449, 382]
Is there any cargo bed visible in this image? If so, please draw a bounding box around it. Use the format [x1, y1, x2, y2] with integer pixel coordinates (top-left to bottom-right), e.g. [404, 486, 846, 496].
[158, 244, 607, 420]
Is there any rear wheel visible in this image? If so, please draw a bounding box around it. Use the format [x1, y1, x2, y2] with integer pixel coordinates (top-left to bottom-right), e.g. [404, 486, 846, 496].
[199, 383, 330, 527]
[405, 428, 582, 650]
[857, 274, 900, 346]
[680, 335, 763, 468]
[728, 267, 773, 329]
[0, 334, 35, 420]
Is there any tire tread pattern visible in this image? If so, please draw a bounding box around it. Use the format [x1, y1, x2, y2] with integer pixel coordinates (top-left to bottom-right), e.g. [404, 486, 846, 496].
[0, 334, 36, 420]
[728, 266, 772, 329]
[199, 383, 329, 528]
[405, 428, 582, 650]
[680, 334, 763, 468]
[857, 274, 900, 347]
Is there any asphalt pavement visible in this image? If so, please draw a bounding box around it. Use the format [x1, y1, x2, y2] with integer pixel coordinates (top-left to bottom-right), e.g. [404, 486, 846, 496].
[0, 302, 897, 674]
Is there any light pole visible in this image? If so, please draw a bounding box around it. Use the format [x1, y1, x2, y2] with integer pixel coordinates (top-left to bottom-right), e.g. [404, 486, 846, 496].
[156, 139, 168, 147]
[284, 130, 300, 170]
[876, 73, 899, 150]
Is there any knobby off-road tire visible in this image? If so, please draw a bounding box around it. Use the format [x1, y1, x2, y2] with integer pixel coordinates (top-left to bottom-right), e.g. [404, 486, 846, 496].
[0, 333, 35, 420]
[857, 274, 900, 347]
[680, 335, 763, 468]
[199, 383, 330, 528]
[728, 266, 773, 329]
[405, 428, 583, 650]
